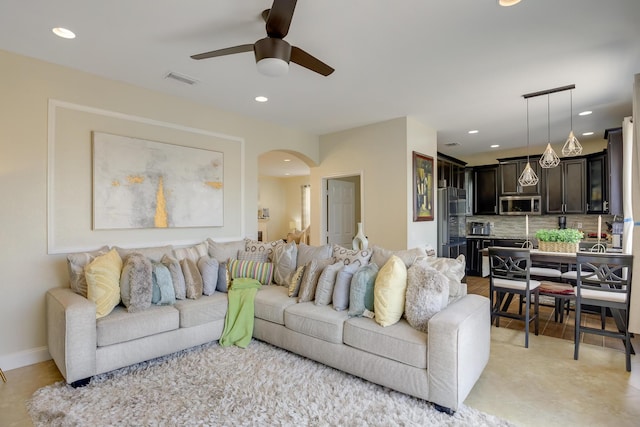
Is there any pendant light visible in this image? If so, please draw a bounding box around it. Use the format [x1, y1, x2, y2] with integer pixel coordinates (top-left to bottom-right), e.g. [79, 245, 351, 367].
[539, 94, 560, 168]
[561, 89, 583, 156]
[519, 98, 539, 187]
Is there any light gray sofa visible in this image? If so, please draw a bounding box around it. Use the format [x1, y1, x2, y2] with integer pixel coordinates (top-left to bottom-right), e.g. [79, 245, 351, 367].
[46, 246, 490, 413]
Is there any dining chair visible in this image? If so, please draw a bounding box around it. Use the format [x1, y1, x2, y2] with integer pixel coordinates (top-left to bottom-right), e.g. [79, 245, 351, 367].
[488, 247, 540, 348]
[574, 252, 634, 371]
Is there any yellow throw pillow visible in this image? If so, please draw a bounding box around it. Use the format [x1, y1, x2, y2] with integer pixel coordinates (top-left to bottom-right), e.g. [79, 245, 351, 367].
[373, 255, 408, 327]
[85, 248, 123, 318]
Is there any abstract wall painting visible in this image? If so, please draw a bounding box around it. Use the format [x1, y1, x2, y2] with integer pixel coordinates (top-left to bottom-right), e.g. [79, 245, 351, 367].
[92, 132, 223, 229]
[412, 151, 434, 221]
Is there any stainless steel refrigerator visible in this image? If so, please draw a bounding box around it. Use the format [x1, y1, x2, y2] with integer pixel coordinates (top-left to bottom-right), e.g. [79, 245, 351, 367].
[437, 187, 467, 258]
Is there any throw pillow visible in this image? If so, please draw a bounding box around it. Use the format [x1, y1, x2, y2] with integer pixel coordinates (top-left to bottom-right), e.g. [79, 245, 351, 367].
[426, 254, 465, 298]
[272, 241, 298, 286]
[287, 265, 305, 297]
[314, 261, 345, 306]
[297, 258, 335, 303]
[244, 238, 284, 261]
[374, 255, 408, 327]
[206, 239, 245, 263]
[216, 261, 231, 293]
[228, 259, 274, 286]
[332, 245, 373, 267]
[120, 252, 153, 313]
[181, 258, 204, 299]
[237, 250, 269, 263]
[114, 245, 173, 263]
[332, 262, 360, 311]
[405, 260, 449, 332]
[85, 248, 123, 319]
[151, 262, 176, 305]
[370, 245, 427, 270]
[197, 256, 219, 296]
[173, 241, 209, 262]
[161, 254, 186, 300]
[296, 243, 333, 269]
[348, 263, 379, 317]
[67, 245, 109, 297]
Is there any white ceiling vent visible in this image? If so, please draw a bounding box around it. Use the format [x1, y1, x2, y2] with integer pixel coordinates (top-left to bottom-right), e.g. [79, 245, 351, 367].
[164, 72, 198, 85]
[444, 142, 460, 147]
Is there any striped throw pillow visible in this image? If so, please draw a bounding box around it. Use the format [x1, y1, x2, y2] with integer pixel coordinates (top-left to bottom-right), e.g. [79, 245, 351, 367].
[228, 259, 274, 286]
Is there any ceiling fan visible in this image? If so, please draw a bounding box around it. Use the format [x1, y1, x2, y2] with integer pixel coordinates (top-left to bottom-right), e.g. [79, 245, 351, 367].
[191, 0, 334, 77]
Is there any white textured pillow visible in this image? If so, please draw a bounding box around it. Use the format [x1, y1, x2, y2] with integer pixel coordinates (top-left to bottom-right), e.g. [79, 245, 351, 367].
[426, 255, 465, 298]
[120, 252, 153, 313]
[332, 245, 373, 267]
[373, 255, 408, 327]
[272, 241, 298, 286]
[370, 245, 427, 269]
[297, 258, 335, 303]
[332, 263, 360, 311]
[197, 256, 219, 296]
[314, 261, 345, 306]
[296, 243, 333, 269]
[245, 238, 284, 261]
[206, 239, 245, 263]
[405, 260, 449, 332]
[67, 245, 109, 297]
[173, 241, 209, 262]
[114, 245, 173, 263]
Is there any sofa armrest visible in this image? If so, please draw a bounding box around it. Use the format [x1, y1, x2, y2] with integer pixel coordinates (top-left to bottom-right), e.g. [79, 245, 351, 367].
[46, 287, 97, 383]
[427, 294, 490, 412]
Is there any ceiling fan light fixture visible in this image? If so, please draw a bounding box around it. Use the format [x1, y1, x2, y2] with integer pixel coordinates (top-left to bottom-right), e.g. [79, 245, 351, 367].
[256, 57, 289, 77]
[498, 0, 522, 6]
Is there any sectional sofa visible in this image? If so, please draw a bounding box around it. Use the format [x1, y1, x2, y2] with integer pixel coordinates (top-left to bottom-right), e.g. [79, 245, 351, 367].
[46, 239, 490, 413]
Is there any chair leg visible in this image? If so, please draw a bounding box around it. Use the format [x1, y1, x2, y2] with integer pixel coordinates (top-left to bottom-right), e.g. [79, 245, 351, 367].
[534, 291, 539, 336]
[601, 307, 606, 330]
[626, 329, 632, 372]
[0, 368, 6, 382]
[574, 303, 581, 361]
[524, 292, 530, 348]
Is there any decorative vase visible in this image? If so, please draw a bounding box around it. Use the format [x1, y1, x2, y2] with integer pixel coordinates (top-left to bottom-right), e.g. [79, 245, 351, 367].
[352, 222, 368, 250]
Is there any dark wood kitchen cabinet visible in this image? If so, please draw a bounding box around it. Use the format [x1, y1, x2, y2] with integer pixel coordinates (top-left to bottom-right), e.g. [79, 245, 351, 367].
[586, 151, 607, 214]
[544, 158, 586, 214]
[473, 165, 499, 215]
[606, 128, 623, 216]
[437, 152, 466, 190]
[499, 158, 540, 195]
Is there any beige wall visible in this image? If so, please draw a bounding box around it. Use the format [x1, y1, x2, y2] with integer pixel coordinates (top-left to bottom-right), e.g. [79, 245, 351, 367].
[313, 117, 438, 250]
[258, 175, 311, 240]
[0, 49, 319, 369]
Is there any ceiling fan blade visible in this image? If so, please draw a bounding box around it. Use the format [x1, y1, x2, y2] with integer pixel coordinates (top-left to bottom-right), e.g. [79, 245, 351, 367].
[191, 44, 254, 60]
[265, 0, 297, 38]
[290, 46, 334, 76]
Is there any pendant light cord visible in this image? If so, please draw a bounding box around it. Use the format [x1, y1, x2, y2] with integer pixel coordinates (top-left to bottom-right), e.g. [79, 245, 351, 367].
[547, 94, 550, 143]
[526, 98, 530, 161]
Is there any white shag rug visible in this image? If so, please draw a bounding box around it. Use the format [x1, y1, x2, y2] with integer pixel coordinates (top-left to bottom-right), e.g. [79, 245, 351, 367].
[28, 340, 513, 426]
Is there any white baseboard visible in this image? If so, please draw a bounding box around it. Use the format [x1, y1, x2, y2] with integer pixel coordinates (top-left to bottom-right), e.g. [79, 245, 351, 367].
[0, 347, 51, 372]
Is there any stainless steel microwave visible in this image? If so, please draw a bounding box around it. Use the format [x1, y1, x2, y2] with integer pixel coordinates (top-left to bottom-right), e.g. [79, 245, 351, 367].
[499, 195, 541, 215]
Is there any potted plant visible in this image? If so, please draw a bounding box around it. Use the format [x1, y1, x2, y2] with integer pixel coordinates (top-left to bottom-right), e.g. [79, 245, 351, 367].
[535, 229, 584, 253]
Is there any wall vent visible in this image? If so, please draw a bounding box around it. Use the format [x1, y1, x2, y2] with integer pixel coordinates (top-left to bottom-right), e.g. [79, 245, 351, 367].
[164, 72, 198, 85]
[444, 142, 460, 147]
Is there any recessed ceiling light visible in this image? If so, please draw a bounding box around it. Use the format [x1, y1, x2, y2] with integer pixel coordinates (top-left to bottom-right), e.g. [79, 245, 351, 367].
[582, 131, 594, 136]
[498, 0, 522, 6]
[52, 27, 76, 39]
[490, 144, 500, 148]
[255, 96, 268, 103]
[579, 110, 592, 116]
[468, 130, 479, 134]
[283, 159, 291, 162]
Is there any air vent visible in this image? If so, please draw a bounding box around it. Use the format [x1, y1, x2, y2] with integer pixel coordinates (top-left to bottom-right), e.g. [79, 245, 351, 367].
[164, 72, 198, 85]
[444, 142, 460, 147]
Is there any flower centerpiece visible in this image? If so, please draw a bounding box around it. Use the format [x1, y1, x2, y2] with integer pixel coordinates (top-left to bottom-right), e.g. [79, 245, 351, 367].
[535, 228, 583, 253]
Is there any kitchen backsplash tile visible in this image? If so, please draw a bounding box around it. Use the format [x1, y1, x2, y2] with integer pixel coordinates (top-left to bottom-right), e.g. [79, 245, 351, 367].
[466, 214, 616, 239]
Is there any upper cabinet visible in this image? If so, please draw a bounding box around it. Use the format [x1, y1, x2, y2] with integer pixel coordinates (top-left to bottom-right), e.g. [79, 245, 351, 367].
[498, 158, 541, 195]
[473, 165, 499, 215]
[437, 152, 466, 190]
[586, 151, 607, 214]
[606, 128, 623, 216]
[544, 158, 586, 214]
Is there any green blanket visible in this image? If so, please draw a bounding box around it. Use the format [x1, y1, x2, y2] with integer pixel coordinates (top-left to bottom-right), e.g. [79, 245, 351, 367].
[219, 277, 261, 348]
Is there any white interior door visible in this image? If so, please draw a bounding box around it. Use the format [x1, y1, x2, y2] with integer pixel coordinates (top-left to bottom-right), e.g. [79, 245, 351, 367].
[327, 179, 355, 247]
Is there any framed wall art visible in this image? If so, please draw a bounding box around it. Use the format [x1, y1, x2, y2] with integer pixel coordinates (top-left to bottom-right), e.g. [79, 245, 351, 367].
[412, 151, 434, 221]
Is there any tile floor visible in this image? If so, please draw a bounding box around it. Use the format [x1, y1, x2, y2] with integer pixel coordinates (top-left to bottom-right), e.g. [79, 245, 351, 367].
[1, 276, 638, 426]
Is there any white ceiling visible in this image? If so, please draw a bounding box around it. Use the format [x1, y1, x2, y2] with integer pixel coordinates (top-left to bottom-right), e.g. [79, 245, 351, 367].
[2, 0, 639, 171]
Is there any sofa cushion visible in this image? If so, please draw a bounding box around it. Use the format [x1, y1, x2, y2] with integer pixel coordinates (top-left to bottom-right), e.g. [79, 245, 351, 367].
[173, 293, 228, 328]
[206, 239, 245, 263]
[120, 252, 153, 313]
[314, 261, 344, 306]
[296, 243, 333, 269]
[254, 285, 297, 325]
[161, 255, 186, 300]
[151, 262, 176, 306]
[85, 248, 123, 319]
[181, 258, 204, 299]
[426, 255, 466, 299]
[332, 263, 360, 311]
[405, 260, 449, 332]
[374, 255, 408, 327]
[228, 259, 274, 286]
[96, 304, 179, 347]
[343, 317, 427, 369]
[297, 258, 335, 303]
[217, 261, 231, 293]
[287, 265, 305, 297]
[284, 302, 349, 344]
[245, 238, 284, 262]
[272, 241, 298, 286]
[67, 245, 109, 297]
[173, 241, 209, 262]
[197, 256, 219, 296]
[370, 245, 427, 269]
[114, 245, 173, 263]
[348, 263, 378, 318]
[237, 250, 268, 263]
